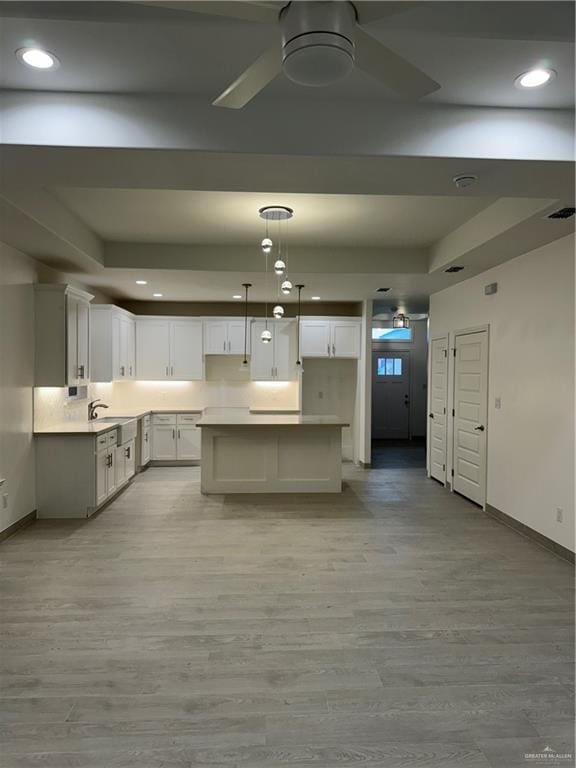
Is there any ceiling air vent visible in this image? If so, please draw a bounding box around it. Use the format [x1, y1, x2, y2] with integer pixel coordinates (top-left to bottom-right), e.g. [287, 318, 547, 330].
[445, 266, 464, 273]
[376, 287, 391, 292]
[547, 207, 575, 219]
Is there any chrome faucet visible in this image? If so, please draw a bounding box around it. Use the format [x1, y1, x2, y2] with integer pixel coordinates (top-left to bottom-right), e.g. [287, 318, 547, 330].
[88, 399, 109, 421]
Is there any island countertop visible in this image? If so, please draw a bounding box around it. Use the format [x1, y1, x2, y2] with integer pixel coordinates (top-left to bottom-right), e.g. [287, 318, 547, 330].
[197, 414, 349, 427]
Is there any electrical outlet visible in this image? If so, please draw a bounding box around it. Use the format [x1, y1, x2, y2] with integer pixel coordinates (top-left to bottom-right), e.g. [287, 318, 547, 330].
[318, 391, 324, 400]
[556, 507, 564, 523]
[494, 397, 501, 409]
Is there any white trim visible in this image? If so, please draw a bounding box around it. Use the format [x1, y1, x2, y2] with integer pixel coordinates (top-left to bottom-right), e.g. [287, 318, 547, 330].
[427, 334, 449, 482]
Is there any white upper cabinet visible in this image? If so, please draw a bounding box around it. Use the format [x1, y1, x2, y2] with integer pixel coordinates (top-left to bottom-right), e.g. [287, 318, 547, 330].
[204, 319, 250, 355]
[251, 320, 297, 381]
[35, 284, 93, 387]
[171, 321, 203, 379]
[300, 317, 361, 359]
[91, 305, 136, 382]
[136, 318, 203, 380]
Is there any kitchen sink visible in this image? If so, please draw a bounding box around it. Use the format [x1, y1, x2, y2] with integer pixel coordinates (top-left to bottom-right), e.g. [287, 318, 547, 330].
[95, 417, 138, 444]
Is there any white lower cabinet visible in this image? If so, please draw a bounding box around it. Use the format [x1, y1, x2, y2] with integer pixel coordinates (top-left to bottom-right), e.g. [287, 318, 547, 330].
[140, 416, 151, 467]
[115, 439, 136, 487]
[151, 413, 201, 461]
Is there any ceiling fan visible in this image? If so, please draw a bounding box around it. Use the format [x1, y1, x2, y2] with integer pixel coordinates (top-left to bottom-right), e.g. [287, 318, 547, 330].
[140, 0, 441, 108]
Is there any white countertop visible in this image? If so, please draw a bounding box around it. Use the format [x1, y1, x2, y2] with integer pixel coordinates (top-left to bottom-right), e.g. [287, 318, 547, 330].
[34, 422, 120, 436]
[197, 414, 348, 427]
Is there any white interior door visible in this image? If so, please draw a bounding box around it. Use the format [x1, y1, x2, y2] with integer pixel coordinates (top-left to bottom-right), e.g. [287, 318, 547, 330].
[429, 336, 448, 483]
[136, 321, 170, 379]
[453, 329, 488, 507]
[171, 321, 203, 380]
[371, 351, 411, 439]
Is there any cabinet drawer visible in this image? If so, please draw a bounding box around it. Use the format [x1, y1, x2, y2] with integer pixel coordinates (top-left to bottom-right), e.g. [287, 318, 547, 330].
[177, 413, 201, 424]
[152, 413, 176, 425]
[107, 430, 118, 447]
[96, 434, 108, 451]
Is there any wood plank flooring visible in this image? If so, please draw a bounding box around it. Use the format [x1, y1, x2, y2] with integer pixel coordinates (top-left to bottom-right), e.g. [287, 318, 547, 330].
[0, 464, 574, 767]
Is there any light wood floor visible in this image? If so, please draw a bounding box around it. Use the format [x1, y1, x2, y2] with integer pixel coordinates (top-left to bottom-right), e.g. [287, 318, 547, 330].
[1, 464, 574, 768]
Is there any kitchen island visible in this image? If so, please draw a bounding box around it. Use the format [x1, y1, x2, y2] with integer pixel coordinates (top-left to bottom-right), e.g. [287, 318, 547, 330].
[197, 413, 349, 494]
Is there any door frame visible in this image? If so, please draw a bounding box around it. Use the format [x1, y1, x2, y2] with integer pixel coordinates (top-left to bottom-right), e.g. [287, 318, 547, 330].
[450, 324, 490, 509]
[427, 334, 449, 483]
[371, 349, 411, 440]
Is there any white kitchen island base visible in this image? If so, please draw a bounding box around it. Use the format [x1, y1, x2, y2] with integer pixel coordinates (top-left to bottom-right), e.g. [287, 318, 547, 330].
[198, 414, 348, 494]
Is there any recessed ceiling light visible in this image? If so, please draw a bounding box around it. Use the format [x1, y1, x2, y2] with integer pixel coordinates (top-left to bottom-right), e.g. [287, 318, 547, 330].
[515, 68, 555, 89]
[232, 294, 242, 299]
[135, 280, 148, 285]
[16, 47, 59, 70]
[153, 293, 163, 298]
[311, 296, 321, 301]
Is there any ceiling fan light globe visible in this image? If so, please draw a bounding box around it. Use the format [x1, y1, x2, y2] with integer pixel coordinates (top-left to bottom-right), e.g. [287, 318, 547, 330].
[283, 41, 354, 87]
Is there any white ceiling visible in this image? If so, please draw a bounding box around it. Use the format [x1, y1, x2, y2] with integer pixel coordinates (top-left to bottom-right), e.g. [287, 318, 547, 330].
[1, 2, 573, 108]
[52, 188, 492, 246]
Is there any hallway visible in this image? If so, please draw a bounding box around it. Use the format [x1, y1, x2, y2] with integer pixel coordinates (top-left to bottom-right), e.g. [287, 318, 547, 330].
[0, 465, 573, 768]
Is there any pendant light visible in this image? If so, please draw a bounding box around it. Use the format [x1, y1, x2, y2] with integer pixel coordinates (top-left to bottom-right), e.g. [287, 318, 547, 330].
[295, 284, 305, 367]
[258, 205, 294, 341]
[241, 282, 252, 368]
[281, 279, 293, 295]
[274, 259, 286, 275]
[393, 311, 410, 329]
[273, 305, 284, 319]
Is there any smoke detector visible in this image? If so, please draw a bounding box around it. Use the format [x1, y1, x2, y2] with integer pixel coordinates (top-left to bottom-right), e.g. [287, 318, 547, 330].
[453, 174, 478, 190]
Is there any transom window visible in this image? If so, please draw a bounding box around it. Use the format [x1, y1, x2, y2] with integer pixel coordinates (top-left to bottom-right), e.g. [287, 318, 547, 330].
[377, 357, 403, 376]
[372, 327, 412, 341]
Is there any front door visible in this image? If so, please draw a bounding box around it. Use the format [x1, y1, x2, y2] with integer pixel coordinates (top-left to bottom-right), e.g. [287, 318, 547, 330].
[453, 330, 488, 507]
[429, 336, 448, 483]
[372, 351, 410, 439]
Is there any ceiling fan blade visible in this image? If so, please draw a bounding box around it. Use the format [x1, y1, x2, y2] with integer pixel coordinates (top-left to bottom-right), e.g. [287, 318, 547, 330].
[355, 27, 440, 98]
[135, 1, 278, 23]
[353, 1, 422, 25]
[212, 45, 282, 108]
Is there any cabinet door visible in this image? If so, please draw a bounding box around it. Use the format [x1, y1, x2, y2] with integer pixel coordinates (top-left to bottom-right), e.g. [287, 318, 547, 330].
[300, 320, 331, 358]
[332, 321, 361, 358]
[227, 321, 248, 355]
[203, 321, 228, 355]
[274, 321, 296, 380]
[112, 314, 122, 379]
[107, 450, 117, 497]
[119, 316, 135, 378]
[171, 321, 203, 380]
[66, 296, 79, 385]
[177, 425, 201, 460]
[123, 439, 136, 479]
[136, 321, 170, 379]
[141, 426, 151, 465]
[76, 299, 90, 382]
[115, 445, 126, 487]
[151, 425, 177, 460]
[95, 449, 108, 507]
[250, 322, 275, 380]
[127, 319, 136, 378]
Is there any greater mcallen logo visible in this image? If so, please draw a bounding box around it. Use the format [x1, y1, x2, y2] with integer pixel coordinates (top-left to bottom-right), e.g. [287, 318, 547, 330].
[524, 745, 574, 761]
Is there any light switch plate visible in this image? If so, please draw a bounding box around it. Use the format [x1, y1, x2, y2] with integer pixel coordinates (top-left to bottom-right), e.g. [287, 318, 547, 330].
[494, 397, 501, 409]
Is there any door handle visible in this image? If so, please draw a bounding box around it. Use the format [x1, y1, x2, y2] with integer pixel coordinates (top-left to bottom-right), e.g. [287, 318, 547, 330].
[474, 425, 485, 431]
[429, 413, 434, 419]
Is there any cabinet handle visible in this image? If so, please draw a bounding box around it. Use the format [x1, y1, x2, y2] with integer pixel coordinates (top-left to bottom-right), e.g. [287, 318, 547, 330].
[120, 365, 125, 377]
[125, 446, 131, 459]
[145, 432, 148, 442]
[78, 365, 85, 379]
[178, 429, 181, 439]
[172, 429, 175, 440]
[332, 344, 336, 356]
[223, 340, 226, 352]
[228, 340, 231, 352]
[166, 366, 169, 377]
[327, 343, 330, 356]
[129, 365, 132, 376]
[171, 366, 174, 376]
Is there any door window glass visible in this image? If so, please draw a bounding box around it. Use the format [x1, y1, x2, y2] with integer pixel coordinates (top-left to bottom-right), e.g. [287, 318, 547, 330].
[377, 357, 402, 376]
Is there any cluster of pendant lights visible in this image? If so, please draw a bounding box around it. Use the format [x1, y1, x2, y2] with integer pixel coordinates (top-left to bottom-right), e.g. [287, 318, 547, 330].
[259, 205, 294, 343]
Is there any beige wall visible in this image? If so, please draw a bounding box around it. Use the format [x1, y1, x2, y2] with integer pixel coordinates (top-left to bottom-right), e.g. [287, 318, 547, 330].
[429, 235, 575, 551]
[0, 243, 38, 531]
